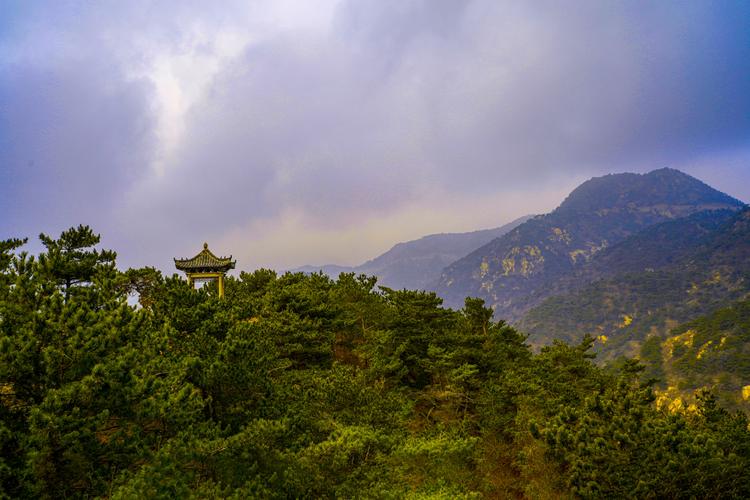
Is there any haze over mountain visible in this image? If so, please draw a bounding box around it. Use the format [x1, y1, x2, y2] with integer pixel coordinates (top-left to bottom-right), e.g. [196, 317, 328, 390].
[295, 214, 533, 290]
[434, 168, 745, 315]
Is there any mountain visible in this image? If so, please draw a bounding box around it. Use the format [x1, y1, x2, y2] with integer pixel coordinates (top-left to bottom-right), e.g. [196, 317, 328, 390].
[434, 168, 745, 315]
[294, 214, 533, 290]
[517, 207, 750, 360]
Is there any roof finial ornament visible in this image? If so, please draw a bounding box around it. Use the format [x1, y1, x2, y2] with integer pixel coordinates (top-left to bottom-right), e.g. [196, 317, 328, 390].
[204, 242, 208, 250]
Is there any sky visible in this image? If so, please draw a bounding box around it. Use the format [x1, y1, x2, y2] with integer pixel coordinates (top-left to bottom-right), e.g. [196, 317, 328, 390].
[1, 0, 749, 272]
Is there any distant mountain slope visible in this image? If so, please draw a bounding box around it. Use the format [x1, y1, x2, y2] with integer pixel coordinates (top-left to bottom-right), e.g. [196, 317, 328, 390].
[517, 208, 750, 360]
[434, 168, 745, 314]
[294, 214, 533, 290]
[502, 209, 739, 320]
[641, 298, 750, 413]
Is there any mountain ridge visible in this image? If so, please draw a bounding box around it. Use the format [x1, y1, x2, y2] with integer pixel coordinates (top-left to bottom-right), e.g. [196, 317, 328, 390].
[557, 168, 741, 213]
[292, 214, 534, 290]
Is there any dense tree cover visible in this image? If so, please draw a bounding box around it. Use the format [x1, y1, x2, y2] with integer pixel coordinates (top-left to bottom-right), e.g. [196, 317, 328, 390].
[639, 299, 750, 412]
[1, 227, 748, 498]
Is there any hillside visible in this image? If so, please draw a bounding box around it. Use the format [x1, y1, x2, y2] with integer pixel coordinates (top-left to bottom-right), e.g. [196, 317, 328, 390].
[434, 168, 745, 314]
[640, 299, 750, 413]
[504, 209, 739, 320]
[518, 208, 750, 360]
[295, 214, 533, 290]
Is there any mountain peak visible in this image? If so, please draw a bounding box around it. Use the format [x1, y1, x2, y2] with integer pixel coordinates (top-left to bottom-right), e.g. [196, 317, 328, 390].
[556, 168, 744, 213]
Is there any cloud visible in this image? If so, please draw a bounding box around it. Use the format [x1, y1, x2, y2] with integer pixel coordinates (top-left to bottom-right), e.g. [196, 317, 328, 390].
[214, 181, 581, 271]
[2, 0, 749, 270]
[0, 51, 157, 238]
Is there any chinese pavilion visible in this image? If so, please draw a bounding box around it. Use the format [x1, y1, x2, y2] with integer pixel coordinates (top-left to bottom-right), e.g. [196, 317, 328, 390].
[174, 243, 236, 298]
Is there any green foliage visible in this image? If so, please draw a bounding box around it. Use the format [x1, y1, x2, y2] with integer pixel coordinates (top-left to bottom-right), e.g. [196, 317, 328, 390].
[0, 228, 748, 498]
[539, 371, 750, 499]
[37, 225, 117, 299]
[641, 299, 750, 411]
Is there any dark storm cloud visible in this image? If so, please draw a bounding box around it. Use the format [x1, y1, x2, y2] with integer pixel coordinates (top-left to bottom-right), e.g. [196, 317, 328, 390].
[2, 0, 749, 269]
[349, 0, 750, 186]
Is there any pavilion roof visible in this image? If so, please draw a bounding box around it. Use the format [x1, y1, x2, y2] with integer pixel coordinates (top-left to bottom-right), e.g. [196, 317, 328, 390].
[174, 243, 236, 272]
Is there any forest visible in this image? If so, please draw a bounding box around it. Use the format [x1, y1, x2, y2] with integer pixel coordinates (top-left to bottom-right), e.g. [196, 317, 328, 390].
[1, 226, 749, 498]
